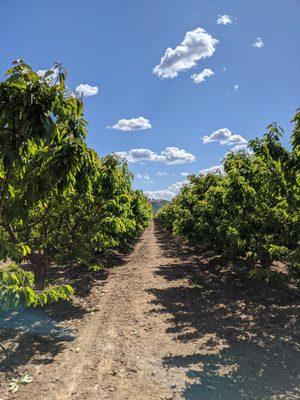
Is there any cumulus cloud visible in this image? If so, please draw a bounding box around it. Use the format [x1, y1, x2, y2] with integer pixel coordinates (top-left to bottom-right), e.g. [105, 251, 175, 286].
[252, 37, 264, 48]
[181, 172, 189, 177]
[224, 144, 252, 158]
[136, 173, 154, 183]
[230, 144, 248, 152]
[161, 147, 196, 164]
[217, 15, 234, 25]
[75, 84, 99, 97]
[168, 180, 188, 192]
[203, 128, 247, 145]
[145, 190, 175, 201]
[108, 116, 151, 132]
[114, 151, 128, 160]
[115, 147, 196, 165]
[157, 171, 167, 176]
[37, 67, 59, 85]
[199, 165, 224, 175]
[115, 148, 156, 162]
[37, 66, 99, 97]
[191, 68, 214, 84]
[146, 179, 188, 201]
[153, 27, 218, 79]
[234, 84, 239, 91]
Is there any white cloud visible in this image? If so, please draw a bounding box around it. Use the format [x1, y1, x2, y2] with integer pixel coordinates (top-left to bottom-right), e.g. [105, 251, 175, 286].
[217, 15, 234, 25]
[252, 37, 264, 48]
[153, 27, 218, 79]
[199, 165, 224, 175]
[115, 147, 196, 164]
[136, 173, 154, 183]
[157, 171, 167, 176]
[37, 67, 59, 85]
[75, 84, 99, 97]
[108, 116, 151, 132]
[145, 190, 175, 201]
[114, 151, 128, 160]
[222, 67, 227, 72]
[181, 172, 189, 177]
[203, 128, 247, 145]
[234, 84, 239, 91]
[224, 144, 252, 158]
[115, 148, 157, 162]
[161, 147, 196, 164]
[191, 68, 214, 84]
[145, 179, 188, 201]
[230, 144, 248, 152]
[38, 68, 100, 97]
[168, 180, 188, 192]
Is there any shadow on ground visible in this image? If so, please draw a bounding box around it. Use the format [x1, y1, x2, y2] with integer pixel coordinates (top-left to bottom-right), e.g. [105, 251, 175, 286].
[0, 248, 130, 373]
[150, 224, 300, 400]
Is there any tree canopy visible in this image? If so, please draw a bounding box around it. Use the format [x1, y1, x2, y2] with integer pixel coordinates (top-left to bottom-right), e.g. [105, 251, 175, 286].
[0, 60, 151, 309]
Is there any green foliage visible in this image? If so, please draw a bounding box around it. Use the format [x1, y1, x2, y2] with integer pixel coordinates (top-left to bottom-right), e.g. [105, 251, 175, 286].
[41, 155, 152, 267]
[0, 59, 94, 288]
[9, 374, 33, 393]
[0, 60, 152, 305]
[86, 263, 104, 272]
[0, 264, 74, 312]
[156, 112, 300, 285]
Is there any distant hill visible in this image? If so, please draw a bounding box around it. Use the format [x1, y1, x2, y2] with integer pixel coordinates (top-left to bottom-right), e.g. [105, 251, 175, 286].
[149, 199, 169, 214]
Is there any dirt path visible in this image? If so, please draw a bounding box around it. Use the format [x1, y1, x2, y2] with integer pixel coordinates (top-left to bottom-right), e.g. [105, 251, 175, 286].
[1, 222, 300, 399]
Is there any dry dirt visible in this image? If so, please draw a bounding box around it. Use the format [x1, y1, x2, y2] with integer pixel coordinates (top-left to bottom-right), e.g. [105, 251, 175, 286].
[0, 222, 299, 399]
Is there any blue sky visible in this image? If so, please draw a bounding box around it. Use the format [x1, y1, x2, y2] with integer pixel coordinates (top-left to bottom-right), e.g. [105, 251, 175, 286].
[1, 0, 299, 199]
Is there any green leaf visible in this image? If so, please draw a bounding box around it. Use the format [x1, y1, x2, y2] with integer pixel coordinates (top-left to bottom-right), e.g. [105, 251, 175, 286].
[8, 184, 15, 197]
[20, 374, 33, 384]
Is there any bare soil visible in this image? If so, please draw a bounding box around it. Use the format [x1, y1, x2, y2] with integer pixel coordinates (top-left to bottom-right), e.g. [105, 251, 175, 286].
[0, 222, 299, 399]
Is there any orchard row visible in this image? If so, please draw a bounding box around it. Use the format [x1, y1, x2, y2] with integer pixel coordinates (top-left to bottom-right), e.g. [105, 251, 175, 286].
[157, 111, 300, 287]
[0, 61, 152, 310]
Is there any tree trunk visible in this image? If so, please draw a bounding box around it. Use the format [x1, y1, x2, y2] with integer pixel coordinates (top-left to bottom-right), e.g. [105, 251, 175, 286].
[30, 253, 48, 291]
[261, 253, 272, 270]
